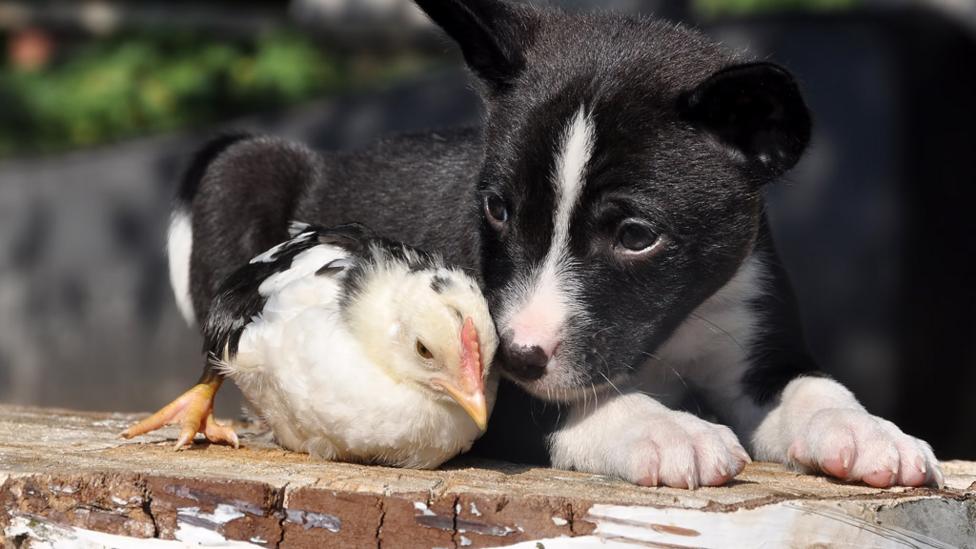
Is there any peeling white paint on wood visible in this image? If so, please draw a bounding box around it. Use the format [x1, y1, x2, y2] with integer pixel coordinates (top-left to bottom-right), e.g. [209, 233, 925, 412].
[284, 509, 342, 532]
[174, 522, 262, 547]
[584, 501, 962, 548]
[502, 495, 975, 549]
[178, 504, 247, 526]
[5, 516, 263, 548]
[501, 535, 638, 548]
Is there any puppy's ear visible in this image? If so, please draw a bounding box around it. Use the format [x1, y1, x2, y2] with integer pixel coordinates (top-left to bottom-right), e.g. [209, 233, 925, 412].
[414, 0, 535, 94]
[680, 62, 812, 178]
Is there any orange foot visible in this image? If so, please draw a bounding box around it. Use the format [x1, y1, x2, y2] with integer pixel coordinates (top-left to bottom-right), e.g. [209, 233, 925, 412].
[120, 379, 238, 450]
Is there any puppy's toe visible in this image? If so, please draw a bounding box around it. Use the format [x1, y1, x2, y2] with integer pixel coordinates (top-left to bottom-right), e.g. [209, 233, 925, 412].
[792, 409, 941, 488]
[625, 412, 748, 489]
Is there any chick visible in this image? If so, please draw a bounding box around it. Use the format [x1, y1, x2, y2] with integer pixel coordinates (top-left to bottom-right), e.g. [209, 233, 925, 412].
[123, 223, 498, 469]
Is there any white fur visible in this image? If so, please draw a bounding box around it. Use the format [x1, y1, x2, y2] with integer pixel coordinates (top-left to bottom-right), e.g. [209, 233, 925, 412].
[227, 243, 495, 469]
[506, 266, 568, 357]
[549, 257, 765, 487]
[656, 256, 765, 367]
[649, 255, 769, 430]
[167, 210, 196, 325]
[550, 392, 750, 488]
[550, 107, 595, 258]
[752, 376, 943, 487]
[498, 107, 594, 377]
[635, 252, 940, 487]
[549, 250, 942, 488]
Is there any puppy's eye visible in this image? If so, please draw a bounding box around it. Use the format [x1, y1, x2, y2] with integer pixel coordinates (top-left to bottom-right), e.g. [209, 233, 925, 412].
[484, 194, 509, 227]
[616, 221, 665, 255]
[416, 340, 434, 360]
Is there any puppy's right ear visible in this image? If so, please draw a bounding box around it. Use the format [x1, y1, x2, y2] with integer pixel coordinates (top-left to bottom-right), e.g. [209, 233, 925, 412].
[679, 62, 811, 178]
[414, 0, 536, 94]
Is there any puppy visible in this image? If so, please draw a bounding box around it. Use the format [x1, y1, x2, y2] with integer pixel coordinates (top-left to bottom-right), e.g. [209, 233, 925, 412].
[170, 0, 942, 488]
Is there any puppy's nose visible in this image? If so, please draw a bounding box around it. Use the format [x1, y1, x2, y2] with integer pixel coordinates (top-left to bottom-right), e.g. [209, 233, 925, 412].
[500, 339, 549, 381]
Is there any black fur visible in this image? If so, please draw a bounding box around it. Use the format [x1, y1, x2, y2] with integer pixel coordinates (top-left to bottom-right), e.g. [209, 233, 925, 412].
[742, 222, 824, 405]
[177, 132, 253, 206]
[187, 138, 331, 321]
[678, 62, 812, 177]
[179, 0, 821, 465]
[414, 0, 537, 94]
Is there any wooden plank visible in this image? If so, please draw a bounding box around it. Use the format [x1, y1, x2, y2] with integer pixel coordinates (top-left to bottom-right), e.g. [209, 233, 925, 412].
[1, 405, 974, 547]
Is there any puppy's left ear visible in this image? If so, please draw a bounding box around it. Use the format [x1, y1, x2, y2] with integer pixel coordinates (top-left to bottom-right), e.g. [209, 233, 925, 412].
[679, 62, 812, 178]
[414, 0, 536, 95]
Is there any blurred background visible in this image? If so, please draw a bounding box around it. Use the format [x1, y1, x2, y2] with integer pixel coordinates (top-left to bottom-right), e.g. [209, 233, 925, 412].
[0, 0, 973, 459]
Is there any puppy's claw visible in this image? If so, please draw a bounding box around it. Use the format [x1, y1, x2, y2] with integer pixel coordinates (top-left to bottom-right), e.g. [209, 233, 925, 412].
[915, 456, 927, 475]
[840, 446, 853, 472]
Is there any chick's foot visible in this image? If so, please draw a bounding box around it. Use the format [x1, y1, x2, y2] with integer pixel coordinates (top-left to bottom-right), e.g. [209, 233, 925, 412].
[120, 379, 238, 450]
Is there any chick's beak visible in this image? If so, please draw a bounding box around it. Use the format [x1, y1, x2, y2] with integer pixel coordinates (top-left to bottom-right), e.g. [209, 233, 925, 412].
[434, 317, 488, 431]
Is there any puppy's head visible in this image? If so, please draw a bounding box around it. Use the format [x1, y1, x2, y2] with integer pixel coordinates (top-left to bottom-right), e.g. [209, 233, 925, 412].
[415, 0, 811, 399]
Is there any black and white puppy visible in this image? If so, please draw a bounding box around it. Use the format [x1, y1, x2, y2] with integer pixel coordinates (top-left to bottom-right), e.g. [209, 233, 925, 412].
[170, 0, 942, 488]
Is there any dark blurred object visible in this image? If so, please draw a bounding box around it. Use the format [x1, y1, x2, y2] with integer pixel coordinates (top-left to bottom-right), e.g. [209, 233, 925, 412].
[0, 1, 287, 37]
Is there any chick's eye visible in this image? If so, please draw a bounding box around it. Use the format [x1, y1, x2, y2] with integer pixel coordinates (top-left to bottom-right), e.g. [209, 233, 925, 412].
[416, 340, 434, 360]
[616, 222, 664, 254]
[484, 194, 509, 227]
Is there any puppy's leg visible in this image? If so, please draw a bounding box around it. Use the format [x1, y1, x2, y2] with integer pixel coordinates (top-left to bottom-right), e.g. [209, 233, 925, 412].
[549, 392, 750, 488]
[678, 243, 943, 488]
[752, 376, 943, 487]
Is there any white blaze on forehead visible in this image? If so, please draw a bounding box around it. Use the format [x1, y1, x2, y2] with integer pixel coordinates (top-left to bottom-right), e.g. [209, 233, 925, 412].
[550, 107, 596, 257]
[502, 107, 595, 355]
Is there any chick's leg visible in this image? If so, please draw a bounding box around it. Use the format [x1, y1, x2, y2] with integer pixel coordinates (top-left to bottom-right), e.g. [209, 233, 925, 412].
[120, 370, 238, 450]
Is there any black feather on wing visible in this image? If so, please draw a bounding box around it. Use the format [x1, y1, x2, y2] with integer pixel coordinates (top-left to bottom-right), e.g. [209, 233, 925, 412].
[202, 222, 376, 361]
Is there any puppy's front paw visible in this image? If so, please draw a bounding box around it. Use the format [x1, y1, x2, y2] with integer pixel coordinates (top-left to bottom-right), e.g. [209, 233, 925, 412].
[621, 411, 750, 489]
[788, 408, 943, 488]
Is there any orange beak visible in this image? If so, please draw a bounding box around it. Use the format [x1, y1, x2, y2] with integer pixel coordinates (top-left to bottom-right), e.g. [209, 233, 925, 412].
[434, 317, 488, 431]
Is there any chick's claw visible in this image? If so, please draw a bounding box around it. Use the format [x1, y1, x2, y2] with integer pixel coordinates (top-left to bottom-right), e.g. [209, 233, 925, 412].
[120, 380, 238, 450]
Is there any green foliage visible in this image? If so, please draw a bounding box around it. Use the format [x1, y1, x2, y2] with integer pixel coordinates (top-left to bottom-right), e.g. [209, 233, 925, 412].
[0, 32, 410, 157]
[695, 0, 859, 17]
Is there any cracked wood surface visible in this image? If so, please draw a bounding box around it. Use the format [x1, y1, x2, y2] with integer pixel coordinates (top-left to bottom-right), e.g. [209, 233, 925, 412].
[1, 405, 974, 548]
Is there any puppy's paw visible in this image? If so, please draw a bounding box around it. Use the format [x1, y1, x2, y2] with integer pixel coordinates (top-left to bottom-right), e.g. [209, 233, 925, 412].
[621, 411, 750, 489]
[788, 408, 943, 488]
